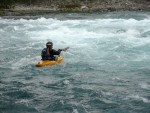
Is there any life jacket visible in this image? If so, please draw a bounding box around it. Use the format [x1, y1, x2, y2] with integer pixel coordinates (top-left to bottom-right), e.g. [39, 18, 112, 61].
[41, 48, 54, 60]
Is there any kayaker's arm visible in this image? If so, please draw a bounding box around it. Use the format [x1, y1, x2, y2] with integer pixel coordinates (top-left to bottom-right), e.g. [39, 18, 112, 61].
[52, 49, 62, 55]
[60, 47, 69, 52]
[52, 47, 69, 55]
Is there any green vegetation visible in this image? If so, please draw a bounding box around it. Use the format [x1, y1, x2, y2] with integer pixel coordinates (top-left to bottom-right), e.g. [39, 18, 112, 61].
[0, 0, 35, 9]
[0, 0, 15, 9]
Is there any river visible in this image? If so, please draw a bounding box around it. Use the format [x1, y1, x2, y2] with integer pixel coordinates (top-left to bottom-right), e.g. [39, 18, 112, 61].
[0, 12, 150, 113]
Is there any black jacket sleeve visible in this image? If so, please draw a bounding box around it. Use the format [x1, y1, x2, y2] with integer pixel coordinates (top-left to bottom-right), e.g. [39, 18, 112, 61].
[51, 49, 62, 55]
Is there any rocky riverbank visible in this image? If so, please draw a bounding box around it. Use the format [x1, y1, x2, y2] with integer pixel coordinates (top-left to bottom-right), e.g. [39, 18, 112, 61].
[0, 0, 150, 16]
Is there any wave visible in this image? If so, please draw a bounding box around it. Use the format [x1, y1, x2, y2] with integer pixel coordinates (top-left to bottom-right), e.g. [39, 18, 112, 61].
[125, 94, 150, 103]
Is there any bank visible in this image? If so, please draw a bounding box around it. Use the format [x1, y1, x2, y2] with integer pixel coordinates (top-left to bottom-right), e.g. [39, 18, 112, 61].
[0, 0, 150, 16]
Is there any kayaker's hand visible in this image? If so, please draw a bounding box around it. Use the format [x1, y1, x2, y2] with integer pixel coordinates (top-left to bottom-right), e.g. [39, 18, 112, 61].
[62, 47, 69, 51]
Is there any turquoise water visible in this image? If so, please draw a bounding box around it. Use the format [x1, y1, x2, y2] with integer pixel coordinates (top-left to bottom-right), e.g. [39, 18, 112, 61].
[0, 12, 150, 113]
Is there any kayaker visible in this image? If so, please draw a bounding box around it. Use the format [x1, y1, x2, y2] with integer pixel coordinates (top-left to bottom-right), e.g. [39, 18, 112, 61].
[41, 42, 69, 60]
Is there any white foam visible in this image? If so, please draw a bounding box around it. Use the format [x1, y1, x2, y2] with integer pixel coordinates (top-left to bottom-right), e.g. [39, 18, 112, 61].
[63, 80, 70, 85]
[139, 83, 150, 90]
[1, 15, 150, 69]
[112, 77, 127, 83]
[126, 94, 150, 103]
[0, 28, 4, 32]
[11, 56, 37, 70]
[72, 109, 79, 113]
[101, 91, 113, 96]
[15, 99, 31, 104]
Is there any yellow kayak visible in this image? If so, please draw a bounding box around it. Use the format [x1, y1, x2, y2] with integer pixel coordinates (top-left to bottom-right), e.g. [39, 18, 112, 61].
[35, 56, 63, 67]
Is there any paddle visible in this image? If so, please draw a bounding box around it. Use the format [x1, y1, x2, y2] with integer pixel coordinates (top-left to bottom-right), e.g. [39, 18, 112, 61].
[61, 47, 69, 52]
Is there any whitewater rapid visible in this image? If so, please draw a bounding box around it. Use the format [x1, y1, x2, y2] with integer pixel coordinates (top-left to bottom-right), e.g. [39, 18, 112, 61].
[0, 12, 150, 113]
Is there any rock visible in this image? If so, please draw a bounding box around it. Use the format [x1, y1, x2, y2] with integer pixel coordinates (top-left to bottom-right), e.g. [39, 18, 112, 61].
[81, 5, 89, 11]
